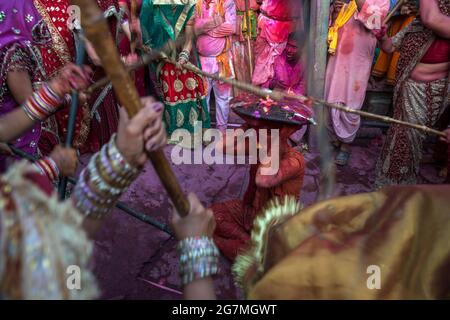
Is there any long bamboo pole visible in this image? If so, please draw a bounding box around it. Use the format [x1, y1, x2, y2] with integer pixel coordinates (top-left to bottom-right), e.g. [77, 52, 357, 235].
[87, 47, 446, 138]
[179, 62, 447, 138]
[72, 0, 190, 217]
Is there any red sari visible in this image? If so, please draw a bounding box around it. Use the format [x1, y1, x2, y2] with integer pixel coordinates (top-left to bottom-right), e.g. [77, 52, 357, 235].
[34, 0, 91, 155]
[85, 0, 128, 153]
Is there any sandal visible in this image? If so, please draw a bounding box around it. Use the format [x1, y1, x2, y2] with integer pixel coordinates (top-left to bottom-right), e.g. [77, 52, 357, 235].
[335, 149, 350, 166]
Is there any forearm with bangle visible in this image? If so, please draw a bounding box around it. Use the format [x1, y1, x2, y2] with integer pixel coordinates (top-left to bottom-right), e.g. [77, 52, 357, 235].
[21, 83, 63, 122]
[20, 84, 63, 183]
[33, 157, 60, 184]
[73, 134, 140, 219]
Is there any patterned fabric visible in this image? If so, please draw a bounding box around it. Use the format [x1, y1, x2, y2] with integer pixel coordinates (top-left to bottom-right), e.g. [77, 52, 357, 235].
[34, 0, 91, 156]
[375, 78, 447, 186]
[159, 63, 210, 134]
[375, 1, 450, 187]
[141, 0, 211, 134]
[0, 1, 49, 171]
[33, 0, 74, 77]
[439, 0, 450, 15]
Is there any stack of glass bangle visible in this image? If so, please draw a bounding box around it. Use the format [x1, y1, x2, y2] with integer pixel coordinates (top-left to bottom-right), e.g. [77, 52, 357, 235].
[21, 83, 62, 121]
[178, 236, 220, 286]
[33, 157, 60, 183]
[74, 134, 140, 218]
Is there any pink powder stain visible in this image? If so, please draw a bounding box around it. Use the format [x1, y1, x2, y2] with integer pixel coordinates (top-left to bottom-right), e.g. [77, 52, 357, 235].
[340, 30, 355, 55]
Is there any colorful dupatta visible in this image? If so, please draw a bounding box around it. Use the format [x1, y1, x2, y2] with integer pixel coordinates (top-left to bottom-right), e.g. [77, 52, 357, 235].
[140, 0, 211, 135]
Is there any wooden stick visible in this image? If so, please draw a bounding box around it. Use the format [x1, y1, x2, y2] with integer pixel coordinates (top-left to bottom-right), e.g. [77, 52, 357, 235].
[291, 95, 447, 138]
[85, 37, 185, 95]
[179, 62, 446, 138]
[72, 0, 190, 217]
[383, 0, 407, 25]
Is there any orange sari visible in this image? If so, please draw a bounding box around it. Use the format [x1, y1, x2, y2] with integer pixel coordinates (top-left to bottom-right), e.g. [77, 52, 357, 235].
[372, 15, 415, 85]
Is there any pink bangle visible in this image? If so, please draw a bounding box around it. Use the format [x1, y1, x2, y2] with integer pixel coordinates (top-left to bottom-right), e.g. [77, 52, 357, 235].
[34, 157, 60, 183]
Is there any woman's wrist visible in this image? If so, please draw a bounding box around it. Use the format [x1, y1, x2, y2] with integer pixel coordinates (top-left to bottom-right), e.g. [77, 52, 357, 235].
[21, 83, 63, 122]
[48, 79, 69, 100]
[177, 236, 220, 287]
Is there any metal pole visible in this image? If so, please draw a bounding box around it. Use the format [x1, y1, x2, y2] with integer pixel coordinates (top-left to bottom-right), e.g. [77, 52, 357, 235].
[9, 145, 173, 236]
[58, 29, 86, 200]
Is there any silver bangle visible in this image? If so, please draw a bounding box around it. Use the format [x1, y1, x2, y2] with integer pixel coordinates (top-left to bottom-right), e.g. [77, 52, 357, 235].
[177, 236, 220, 286]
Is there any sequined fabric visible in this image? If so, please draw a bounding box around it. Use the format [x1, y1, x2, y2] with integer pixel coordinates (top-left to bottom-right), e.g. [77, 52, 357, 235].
[0, 162, 98, 299]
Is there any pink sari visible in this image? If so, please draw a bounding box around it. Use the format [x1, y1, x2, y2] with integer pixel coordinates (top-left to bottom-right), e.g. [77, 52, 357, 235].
[251, 0, 301, 86]
[325, 0, 389, 143]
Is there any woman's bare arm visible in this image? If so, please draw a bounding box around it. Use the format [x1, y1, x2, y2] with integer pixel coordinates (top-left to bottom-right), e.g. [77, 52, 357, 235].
[380, 36, 395, 53]
[1, 64, 91, 143]
[420, 0, 450, 38]
[1, 71, 38, 142]
[7, 69, 33, 104]
[182, 23, 195, 54]
[184, 278, 216, 300]
[0, 108, 36, 143]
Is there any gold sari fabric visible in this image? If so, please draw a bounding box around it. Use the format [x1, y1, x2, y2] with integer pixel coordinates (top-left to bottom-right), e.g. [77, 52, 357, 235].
[245, 185, 450, 299]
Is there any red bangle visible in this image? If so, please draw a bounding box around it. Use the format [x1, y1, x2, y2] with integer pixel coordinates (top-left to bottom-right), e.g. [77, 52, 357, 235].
[22, 84, 62, 121]
[34, 157, 60, 183]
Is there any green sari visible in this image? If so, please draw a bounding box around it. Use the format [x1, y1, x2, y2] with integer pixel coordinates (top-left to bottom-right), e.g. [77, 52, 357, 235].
[141, 0, 211, 135]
